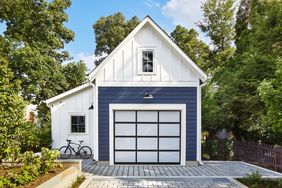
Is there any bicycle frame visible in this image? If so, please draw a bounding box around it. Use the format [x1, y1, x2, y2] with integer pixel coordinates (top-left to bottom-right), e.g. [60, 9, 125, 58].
[66, 141, 82, 155]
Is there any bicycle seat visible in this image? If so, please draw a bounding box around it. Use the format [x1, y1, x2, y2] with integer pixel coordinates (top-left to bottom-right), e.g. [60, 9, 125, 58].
[66, 139, 72, 142]
[79, 140, 84, 143]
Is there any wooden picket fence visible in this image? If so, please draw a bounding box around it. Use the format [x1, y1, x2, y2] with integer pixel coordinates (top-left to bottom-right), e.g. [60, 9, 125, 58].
[233, 140, 282, 171]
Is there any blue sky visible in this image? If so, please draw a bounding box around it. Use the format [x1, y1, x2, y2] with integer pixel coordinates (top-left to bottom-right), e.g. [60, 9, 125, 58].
[0, 0, 207, 71]
[65, 0, 206, 70]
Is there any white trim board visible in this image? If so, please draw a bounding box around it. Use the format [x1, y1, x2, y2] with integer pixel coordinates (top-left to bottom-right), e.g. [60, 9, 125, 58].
[97, 81, 199, 87]
[109, 104, 186, 166]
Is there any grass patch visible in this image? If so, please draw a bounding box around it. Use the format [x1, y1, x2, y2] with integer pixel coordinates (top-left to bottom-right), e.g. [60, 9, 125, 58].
[71, 175, 86, 188]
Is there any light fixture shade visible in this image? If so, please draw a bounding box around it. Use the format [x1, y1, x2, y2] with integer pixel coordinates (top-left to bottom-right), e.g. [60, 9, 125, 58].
[143, 92, 154, 99]
[88, 103, 94, 110]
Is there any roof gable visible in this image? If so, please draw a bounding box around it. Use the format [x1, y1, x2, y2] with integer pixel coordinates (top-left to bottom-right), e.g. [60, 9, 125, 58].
[89, 16, 207, 82]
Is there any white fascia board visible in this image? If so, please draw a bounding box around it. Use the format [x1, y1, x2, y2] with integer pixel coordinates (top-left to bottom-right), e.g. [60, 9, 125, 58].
[88, 16, 208, 83]
[45, 83, 91, 105]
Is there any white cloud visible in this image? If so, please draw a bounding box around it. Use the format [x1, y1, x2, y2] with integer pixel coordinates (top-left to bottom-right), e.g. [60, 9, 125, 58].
[76, 52, 96, 72]
[65, 52, 108, 73]
[162, 0, 211, 44]
[162, 0, 205, 29]
[144, 0, 161, 8]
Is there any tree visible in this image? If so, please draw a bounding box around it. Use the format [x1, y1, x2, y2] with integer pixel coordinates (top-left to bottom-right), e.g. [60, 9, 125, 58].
[228, 0, 282, 142]
[0, 37, 26, 162]
[258, 60, 282, 136]
[0, 0, 74, 104]
[93, 13, 140, 65]
[235, 0, 250, 52]
[62, 61, 87, 90]
[198, 0, 235, 52]
[171, 25, 211, 73]
[197, 0, 236, 134]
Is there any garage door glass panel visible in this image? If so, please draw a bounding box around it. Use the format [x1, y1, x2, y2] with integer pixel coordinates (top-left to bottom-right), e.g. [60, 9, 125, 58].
[115, 152, 135, 163]
[115, 111, 135, 122]
[137, 138, 158, 150]
[114, 110, 181, 164]
[137, 111, 158, 122]
[137, 124, 157, 136]
[159, 138, 179, 150]
[159, 152, 179, 163]
[137, 152, 157, 162]
[115, 138, 136, 149]
[159, 124, 180, 136]
[159, 111, 180, 122]
[115, 123, 135, 136]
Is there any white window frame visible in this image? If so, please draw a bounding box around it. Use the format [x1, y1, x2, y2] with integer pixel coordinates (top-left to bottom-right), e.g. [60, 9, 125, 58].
[109, 104, 186, 165]
[138, 47, 157, 75]
[68, 112, 88, 135]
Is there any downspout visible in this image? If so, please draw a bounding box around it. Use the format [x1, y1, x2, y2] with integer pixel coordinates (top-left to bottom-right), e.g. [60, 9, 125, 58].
[198, 76, 210, 166]
[88, 78, 96, 161]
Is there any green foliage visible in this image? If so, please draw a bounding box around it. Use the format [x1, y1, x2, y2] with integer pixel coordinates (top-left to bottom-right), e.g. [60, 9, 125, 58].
[258, 59, 282, 134]
[40, 148, 62, 174]
[197, 0, 235, 53]
[243, 171, 262, 187]
[71, 175, 86, 188]
[0, 148, 61, 187]
[93, 12, 140, 65]
[0, 41, 26, 163]
[236, 171, 282, 188]
[62, 61, 87, 90]
[235, 0, 250, 52]
[171, 25, 211, 73]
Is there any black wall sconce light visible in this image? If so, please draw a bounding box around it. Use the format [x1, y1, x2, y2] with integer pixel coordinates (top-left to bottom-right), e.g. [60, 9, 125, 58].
[88, 103, 94, 110]
[143, 91, 154, 99]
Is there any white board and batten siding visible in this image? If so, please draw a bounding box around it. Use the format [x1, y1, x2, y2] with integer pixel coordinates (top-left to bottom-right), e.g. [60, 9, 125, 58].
[50, 87, 94, 150]
[95, 23, 199, 86]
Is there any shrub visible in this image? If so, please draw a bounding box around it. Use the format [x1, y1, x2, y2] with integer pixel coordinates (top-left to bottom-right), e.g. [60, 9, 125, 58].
[0, 148, 61, 187]
[40, 148, 62, 174]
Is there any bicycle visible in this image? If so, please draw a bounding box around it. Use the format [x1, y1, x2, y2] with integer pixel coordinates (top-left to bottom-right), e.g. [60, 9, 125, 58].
[59, 139, 92, 159]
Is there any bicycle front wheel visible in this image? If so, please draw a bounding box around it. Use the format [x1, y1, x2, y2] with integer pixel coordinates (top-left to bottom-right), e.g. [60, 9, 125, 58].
[59, 146, 72, 159]
[79, 146, 92, 159]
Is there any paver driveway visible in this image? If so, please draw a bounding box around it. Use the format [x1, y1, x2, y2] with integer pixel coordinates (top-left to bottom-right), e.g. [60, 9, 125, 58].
[81, 161, 282, 188]
[86, 177, 245, 188]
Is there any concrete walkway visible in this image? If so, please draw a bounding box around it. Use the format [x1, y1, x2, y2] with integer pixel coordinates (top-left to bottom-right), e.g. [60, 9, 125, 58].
[80, 161, 282, 188]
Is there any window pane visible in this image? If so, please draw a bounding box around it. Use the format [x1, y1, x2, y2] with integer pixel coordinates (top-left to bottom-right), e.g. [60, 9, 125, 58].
[142, 51, 148, 61]
[115, 111, 136, 122]
[79, 125, 85, 133]
[147, 62, 153, 72]
[137, 152, 157, 163]
[142, 50, 154, 73]
[137, 111, 158, 122]
[147, 51, 153, 61]
[137, 124, 157, 136]
[71, 116, 85, 133]
[71, 116, 79, 124]
[79, 116, 85, 124]
[159, 111, 180, 122]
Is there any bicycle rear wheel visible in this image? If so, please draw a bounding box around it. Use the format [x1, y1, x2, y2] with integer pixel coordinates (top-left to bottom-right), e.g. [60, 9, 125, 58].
[59, 146, 72, 159]
[79, 146, 92, 159]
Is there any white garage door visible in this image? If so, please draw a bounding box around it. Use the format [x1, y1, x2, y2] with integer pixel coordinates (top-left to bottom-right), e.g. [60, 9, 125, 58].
[114, 110, 181, 164]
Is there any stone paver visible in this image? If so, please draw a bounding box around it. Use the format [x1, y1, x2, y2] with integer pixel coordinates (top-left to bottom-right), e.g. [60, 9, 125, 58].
[82, 160, 282, 178]
[86, 177, 245, 188]
[80, 160, 282, 188]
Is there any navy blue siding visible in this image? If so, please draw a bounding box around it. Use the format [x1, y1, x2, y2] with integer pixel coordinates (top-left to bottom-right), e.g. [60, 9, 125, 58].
[98, 87, 197, 161]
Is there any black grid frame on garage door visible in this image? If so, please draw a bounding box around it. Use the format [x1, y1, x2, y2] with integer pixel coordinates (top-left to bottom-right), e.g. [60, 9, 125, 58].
[113, 110, 181, 164]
